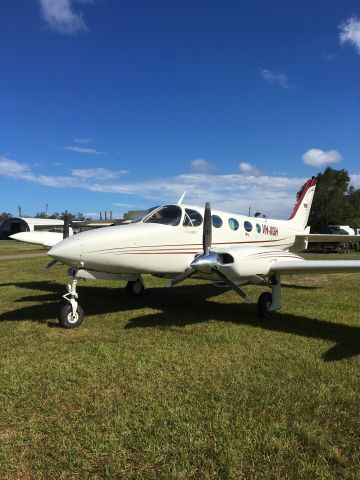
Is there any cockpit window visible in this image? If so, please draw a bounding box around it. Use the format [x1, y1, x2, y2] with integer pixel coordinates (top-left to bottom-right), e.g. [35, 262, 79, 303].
[131, 206, 160, 223]
[144, 205, 182, 226]
[183, 209, 203, 227]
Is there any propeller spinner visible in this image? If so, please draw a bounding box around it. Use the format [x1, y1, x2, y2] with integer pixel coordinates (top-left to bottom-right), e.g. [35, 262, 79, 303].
[45, 214, 70, 269]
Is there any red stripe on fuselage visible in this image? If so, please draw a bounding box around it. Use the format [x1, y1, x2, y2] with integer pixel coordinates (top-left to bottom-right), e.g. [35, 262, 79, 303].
[90, 237, 293, 254]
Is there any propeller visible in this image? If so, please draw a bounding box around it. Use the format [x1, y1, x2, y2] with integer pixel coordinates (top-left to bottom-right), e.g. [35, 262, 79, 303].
[63, 213, 70, 240]
[46, 258, 58, 270]
[169, 202, 251, 302]
[45, 214, 70, 269]
[211, 267, 251, 303]
[203, 202, 212, 255]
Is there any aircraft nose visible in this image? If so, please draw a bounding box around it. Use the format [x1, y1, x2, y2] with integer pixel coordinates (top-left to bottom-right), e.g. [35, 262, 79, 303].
[48, 237, 83, 266]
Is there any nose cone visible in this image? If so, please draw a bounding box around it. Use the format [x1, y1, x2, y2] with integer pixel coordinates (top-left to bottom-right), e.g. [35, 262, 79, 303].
[48, 236, 82, 266]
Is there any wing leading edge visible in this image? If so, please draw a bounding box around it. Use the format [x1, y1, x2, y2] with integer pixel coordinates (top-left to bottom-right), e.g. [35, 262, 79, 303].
[10, 231, 65, 248]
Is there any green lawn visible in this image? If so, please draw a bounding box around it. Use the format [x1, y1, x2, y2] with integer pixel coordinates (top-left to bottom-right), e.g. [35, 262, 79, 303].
[0, 240, 45, 255]
[0, 243, 359, 479]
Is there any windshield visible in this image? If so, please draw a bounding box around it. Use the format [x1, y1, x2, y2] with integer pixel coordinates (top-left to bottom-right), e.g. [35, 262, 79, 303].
[131, 206, 160, 223]
[144, 205, 182, 226]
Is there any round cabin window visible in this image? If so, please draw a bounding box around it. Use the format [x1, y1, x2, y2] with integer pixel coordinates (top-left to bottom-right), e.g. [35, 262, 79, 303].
[228, 218, 239, 231]
[212, 215, 223, 228]
[244, 221, 252, 232]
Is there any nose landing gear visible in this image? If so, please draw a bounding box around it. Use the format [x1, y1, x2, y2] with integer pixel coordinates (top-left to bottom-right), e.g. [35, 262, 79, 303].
[59, 268, 84, 329]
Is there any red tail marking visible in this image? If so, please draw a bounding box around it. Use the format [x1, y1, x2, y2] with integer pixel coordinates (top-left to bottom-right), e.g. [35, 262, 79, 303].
[288, 177, 316, 220]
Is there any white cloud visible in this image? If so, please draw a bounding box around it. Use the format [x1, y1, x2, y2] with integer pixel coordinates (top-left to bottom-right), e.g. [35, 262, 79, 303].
[190, 158, 215, 173]
[0, 156, 34, 178]
[71, 168, 128, 180]
[302, 148, 343, 167]
[39, 0, 92, 34]
[113, 203, 136, 207]
[63, 146, 104, 154]
[259, 68, 294, 89]
[339, 16, 360, 55]
[239, 162, 259, 175]
[350, 174, 360, 188]
[3, 154, 359, 219]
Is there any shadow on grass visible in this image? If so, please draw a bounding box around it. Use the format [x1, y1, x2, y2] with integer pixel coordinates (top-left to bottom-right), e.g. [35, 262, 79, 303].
[281, 283, 319, 290]
[0, 281, 359, 362]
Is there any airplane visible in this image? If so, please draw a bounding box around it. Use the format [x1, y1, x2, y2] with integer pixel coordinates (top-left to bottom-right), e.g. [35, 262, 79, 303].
[10, 177, 360, 328]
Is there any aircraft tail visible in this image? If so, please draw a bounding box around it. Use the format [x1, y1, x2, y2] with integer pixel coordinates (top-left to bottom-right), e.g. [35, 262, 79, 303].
[287, 177, 317, 231]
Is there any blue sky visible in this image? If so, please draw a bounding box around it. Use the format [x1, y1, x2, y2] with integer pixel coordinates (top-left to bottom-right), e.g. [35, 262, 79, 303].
[1, 0, 360, 219]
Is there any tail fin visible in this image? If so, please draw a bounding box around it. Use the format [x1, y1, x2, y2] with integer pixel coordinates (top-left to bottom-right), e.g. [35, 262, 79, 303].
[287, 177, 316, 231]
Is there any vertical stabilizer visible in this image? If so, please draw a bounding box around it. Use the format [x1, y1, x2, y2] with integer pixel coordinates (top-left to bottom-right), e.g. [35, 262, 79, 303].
[288, 177, 316, 231]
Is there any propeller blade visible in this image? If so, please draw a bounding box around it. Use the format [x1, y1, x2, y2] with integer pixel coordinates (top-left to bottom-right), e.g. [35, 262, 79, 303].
[45, 258, 58, 269]
[212, 268, 252, 303]
[63, 213, 70, 239]
[169, 200, 211, 287]
[203, 202, 212, 255]
[168, 268, 196, 287]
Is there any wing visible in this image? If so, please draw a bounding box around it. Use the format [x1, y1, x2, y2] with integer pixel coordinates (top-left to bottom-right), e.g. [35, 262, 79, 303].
[10, 231, 64, 248]
[296, 233, 359, 243]
[270, 259, 360, 275]
[211, 245, 360, 278]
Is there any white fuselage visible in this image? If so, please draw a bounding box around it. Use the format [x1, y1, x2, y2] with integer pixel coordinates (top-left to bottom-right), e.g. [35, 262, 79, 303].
[48, 204, 302, 277]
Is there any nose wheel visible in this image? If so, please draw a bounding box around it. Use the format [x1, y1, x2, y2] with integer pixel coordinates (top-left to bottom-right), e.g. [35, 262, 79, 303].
[59, 268, 85, 328]
[126, 279, 145, 296]
[59, 304, 84, 328]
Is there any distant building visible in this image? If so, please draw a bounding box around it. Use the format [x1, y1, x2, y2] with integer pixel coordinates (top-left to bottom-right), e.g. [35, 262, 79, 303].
[1, 211, 148, 239]
[0, 217, 66, 240]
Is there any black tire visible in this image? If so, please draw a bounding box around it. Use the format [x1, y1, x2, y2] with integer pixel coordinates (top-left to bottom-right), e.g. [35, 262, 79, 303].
[126, 280, 144, 296]
[59, 304, 85, 329]
[257, 292, 274, 318]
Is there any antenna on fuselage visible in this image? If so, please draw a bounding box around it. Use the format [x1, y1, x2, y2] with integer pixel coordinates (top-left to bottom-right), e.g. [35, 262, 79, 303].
[177, 191, 187, 205]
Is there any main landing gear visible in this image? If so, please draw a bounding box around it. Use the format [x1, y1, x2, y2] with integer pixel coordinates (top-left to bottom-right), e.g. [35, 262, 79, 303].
[126, 279, 144, 296]
[256, 274, 282, 318]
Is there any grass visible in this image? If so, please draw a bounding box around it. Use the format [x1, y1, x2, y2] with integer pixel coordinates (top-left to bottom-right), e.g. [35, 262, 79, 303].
[0, 242, 359, 479]
[0, 240, 45, 256]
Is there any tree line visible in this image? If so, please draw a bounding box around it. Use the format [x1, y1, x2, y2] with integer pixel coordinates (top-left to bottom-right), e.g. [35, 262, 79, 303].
[296, 167, 360, 232]
[0, 211, 91, 221]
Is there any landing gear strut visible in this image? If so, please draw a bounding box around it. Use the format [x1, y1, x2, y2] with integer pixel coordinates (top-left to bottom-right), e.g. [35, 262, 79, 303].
[59, 268, 84, 328]
[257, 274, 282, 318]
[126, 278, 145, 296]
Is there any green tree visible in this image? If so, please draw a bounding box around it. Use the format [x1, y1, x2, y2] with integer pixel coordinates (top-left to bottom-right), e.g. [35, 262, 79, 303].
[0, 212, 12, 220]
[348, 187, 360, 231]
[297, 167, 354, 232]
[34, 211, 47, 218]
